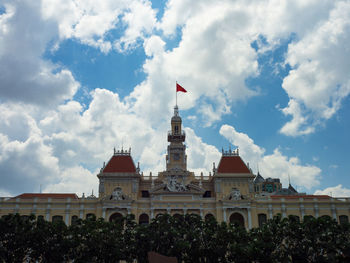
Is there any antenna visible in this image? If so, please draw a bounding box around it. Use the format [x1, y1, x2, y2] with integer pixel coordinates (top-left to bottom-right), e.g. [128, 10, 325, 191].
[40, 184, 42, 193]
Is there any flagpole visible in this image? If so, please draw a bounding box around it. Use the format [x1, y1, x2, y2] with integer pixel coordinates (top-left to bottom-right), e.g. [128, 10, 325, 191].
[176, 81, 177, 106]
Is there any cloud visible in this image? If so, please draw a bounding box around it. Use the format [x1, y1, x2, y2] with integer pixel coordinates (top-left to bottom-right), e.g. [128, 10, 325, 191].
[1, 0, 349, 197]
[280, 1, 350, 136]
[0, 0, 79, 106]
[0, 86, 226, 195]
[0, 104, 60, 196]
[219, 124, 321, 189]
[185, 127, 221, 174]
[314, 184, 350, 197]
[43, 166, 98, 197]
[42, 0, 157, 53]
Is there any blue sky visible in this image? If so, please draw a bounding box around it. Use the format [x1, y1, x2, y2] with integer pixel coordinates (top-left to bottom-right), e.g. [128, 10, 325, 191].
[0, 0, 350, 197]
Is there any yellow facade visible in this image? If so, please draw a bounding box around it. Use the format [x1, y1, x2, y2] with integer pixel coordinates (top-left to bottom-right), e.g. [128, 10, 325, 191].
[1, 106, 349, 228]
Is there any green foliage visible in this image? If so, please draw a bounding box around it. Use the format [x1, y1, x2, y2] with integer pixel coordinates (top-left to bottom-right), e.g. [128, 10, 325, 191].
[0, 213, 350, 262]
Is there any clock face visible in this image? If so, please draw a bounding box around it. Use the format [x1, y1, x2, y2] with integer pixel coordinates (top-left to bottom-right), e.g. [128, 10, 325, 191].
[173, 153, 180, 161]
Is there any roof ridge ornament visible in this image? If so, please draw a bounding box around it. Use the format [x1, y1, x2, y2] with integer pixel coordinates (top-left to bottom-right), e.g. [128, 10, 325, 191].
[222, 146, 239, 156]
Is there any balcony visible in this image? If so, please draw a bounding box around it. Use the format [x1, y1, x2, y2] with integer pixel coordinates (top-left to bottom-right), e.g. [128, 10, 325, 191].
[168, 130, 186, 142]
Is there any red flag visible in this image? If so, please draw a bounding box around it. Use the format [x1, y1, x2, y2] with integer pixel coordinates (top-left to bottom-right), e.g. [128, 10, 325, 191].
[176, 83, 187, 93]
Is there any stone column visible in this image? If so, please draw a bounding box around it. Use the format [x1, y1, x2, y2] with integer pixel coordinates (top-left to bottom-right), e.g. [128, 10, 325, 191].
[247, 208, 252, 229]
[281, 199, 286, 218]
[79, 203, 84, 219]
[46, 198, 51, 221]
[223, 208, 227, 222]
[331, 203, 337, 220]
[268, 204, 273, 219]
[65, 198, 71, 225]
[313, 198, 319, 217]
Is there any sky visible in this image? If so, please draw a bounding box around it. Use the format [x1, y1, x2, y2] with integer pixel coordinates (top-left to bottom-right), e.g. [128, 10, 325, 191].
[0, 0, 350, 197]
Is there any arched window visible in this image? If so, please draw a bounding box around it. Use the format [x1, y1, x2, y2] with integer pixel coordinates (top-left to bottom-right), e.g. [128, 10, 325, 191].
[86, 213, 96, 220]
[21, 215, 29, 221]
[339, 215, 349, 225]
[71, 215, 79, 225]
[109, 212, 123, 223]
[139, 213, 149, 225]
[173, 213, 183, 221]
[258, 213, 267, 227]
[229, 213, 245, 228]
[205, 213, 215, 221]
[52, 215, 63, 223]
[37, 215, 44, 221]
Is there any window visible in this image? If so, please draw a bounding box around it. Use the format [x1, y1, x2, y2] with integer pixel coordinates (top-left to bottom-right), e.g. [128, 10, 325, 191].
[86, 213, 96, 220]
[174, 125, 179, 134]
[52, 215, 63, 223]
[21, 215, 29, 221]
[339, 215, 349, 225]
[141, 190, 150, 198]
[37, 215, 44, 221]
[71, 215, 79, 225]
[139, 213, 149, 225]
[205, 213, 215, 221]
[258, 213, 267, 227]
[109, 212, 123, 223]
[203, 191, 211, 198]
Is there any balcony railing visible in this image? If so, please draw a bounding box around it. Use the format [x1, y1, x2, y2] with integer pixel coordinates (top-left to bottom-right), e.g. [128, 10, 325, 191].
[168, 130, 186, 142]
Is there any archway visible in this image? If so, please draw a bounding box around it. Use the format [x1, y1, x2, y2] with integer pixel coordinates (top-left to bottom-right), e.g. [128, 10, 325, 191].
[229, 212, 245, 227]
[205, 213, 215, 221]
[173, 213, 183, 221]
[109, 212, 123, 223]
[139, 213, 149, 225]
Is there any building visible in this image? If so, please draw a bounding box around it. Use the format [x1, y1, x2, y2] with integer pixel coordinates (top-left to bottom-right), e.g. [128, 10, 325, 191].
[1, 105, 350, 228]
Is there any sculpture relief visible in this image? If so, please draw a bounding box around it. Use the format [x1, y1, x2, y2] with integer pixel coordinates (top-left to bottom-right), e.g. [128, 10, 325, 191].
[110, 187, 125, 200]
[229, 188, 242, 200]
[165, 176, 188, 192]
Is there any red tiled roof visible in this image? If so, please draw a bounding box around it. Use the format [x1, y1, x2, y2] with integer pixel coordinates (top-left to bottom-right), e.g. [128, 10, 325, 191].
[14, 193, 78, 199]
[103, 155, 136, 173]
[217, 156, 250, 173]
[271, 195, 330, 199]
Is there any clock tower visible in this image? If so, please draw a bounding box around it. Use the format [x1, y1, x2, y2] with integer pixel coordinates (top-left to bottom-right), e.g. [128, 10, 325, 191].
[166, 105, 187, 171]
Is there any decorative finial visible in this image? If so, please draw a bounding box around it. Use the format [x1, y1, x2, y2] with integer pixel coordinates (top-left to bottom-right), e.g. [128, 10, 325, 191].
[114, 147, 116, 155]
[174, 105, 179, 116]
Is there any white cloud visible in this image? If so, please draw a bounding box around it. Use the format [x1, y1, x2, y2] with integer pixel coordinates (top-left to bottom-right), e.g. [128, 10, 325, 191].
[43, 166, 98, 197]
[1, 0, 349, 197]
[42, 0, 157, 53]
[280, 1, 350, 136]
[0, 0, 79, 106]
[314, 184, 350, 197]
[185, 127, 221, 174]
[0, 104, 60, 195]
[219, 124, 321, 189]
